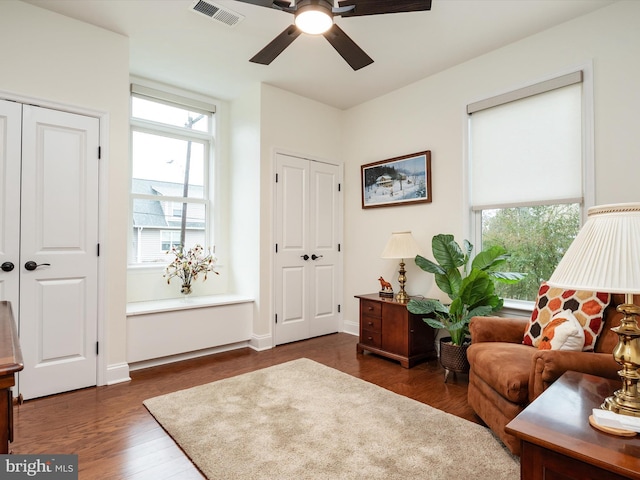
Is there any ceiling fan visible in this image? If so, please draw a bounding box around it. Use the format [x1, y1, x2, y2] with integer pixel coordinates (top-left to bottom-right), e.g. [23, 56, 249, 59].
[235, 0, 432, 70]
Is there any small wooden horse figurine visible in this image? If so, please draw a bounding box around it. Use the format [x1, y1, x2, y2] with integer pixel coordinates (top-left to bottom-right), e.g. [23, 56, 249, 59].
[378, 276, 393, 291]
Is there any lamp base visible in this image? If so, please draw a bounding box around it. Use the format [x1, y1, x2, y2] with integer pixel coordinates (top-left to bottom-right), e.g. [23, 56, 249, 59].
[601, 394, 640, 417]
[395, 290, 409, 303]
[395, 259, 409, 303]
[600, 303, 640, 418]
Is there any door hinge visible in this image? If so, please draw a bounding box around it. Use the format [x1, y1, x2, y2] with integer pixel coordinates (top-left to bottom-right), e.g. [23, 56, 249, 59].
[97, 243, 100, 256]
[338, 243, 341, 252]
[338, 183, 341, 192]
[275, 314, 278, 324]
[275, 243, 278, 253]
[275, 173, 279, 183]
[96, 342, 99, 355]
[338, 304, 341, 313]
[98, 146, 102, 159]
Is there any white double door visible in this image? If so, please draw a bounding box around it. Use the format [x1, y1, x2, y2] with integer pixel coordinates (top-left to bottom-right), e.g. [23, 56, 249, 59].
[0, 100, 99, 400]
[274, 153, 342, 345]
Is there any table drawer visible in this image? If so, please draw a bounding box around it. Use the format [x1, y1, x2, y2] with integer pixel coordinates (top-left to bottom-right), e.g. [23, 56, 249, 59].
[361, 315, 381, 332]
[361, 329, 382, 348]
[361, 300, 382, 318]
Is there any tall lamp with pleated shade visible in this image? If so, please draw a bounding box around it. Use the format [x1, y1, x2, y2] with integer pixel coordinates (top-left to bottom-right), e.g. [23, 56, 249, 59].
[381, 231, 423, 303]
[548, 203, 640, 417]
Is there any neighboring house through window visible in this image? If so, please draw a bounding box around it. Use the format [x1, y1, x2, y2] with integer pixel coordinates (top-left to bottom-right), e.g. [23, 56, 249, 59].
[467, 70, 593, 303]
[129, 83, 216, 264]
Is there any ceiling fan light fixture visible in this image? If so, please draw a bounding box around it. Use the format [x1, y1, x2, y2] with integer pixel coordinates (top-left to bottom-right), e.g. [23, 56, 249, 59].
[294, 1, 333, 35]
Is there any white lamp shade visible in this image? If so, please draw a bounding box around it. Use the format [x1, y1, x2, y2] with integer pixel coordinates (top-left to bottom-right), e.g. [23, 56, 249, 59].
[548, 203, 640, 294]
[381, 231, 423, 259]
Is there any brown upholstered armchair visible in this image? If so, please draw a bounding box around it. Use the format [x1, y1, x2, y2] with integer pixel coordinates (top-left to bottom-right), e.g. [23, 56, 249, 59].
[467, 293, 632, 455]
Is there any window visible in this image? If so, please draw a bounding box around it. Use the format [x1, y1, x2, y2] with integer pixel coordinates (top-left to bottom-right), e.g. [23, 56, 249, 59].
[160, 230, 182, 251]
[129, 84, 216, 264]
[467, 71, 591, 302]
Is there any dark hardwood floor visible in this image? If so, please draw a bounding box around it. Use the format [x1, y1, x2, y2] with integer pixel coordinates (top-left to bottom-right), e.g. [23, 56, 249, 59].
[12, 333, 479, 479]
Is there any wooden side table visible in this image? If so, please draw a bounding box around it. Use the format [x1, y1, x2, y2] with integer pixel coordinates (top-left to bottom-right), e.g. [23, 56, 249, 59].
[0, 302, 23, 454]
[506, 371, 640, 480]
[355, 293, 436, 368]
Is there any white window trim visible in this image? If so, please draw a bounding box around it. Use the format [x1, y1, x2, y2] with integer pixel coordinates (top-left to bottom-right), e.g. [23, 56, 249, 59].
[128, 78, 219, 270]
[463, 63, 595, 313]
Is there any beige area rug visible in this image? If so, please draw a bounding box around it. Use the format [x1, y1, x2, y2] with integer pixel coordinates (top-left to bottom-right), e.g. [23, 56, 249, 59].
[143, 358, 519, 480]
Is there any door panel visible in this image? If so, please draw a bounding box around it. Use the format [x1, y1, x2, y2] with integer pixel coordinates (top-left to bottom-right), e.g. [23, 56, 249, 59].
[19, 105, 99, 400]
[280, 266, 307, 340]
[0, 100, 22, 309]
[279, 162, 307, 252]
[308, 161, 339, 338]
[275, 155, 309, 344]
[275, 153, 341, 345]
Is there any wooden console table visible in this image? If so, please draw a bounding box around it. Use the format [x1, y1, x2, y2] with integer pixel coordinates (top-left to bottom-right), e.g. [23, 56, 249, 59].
[506, 371, 640, 480]
[0, 301, 23, 454]
[355, 293, 436, 368]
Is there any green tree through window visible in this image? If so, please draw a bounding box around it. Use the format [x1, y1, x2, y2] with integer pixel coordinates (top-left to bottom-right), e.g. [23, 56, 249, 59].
[481, 204, 580, 301]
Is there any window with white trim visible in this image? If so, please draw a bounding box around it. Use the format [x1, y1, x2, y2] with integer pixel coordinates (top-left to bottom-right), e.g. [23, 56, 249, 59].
[467, 71, 591, 303]
[129, 84, 215, 264]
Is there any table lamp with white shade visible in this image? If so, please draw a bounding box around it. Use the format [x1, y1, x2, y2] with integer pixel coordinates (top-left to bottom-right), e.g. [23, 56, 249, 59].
[548, 202, 640, 417]
[381, 231, 423, 303]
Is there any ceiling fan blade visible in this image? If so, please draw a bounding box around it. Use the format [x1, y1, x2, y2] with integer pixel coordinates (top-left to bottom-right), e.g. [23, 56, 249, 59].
[250, 25, 302, 65]
[323, 24, 373, 71]
[337, 0, 432, 17]
[233, 0, 292, 10]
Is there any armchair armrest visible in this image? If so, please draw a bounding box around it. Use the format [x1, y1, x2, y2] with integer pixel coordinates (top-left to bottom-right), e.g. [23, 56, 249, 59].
[529, 349, 620, 401]
[469, 316, 529, 344]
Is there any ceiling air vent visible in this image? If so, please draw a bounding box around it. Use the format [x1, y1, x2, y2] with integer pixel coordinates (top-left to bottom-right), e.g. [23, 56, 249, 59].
[189, 0, 245, 27]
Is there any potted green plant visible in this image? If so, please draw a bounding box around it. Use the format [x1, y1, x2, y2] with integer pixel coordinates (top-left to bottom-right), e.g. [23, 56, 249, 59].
[407, 234, 524, 379]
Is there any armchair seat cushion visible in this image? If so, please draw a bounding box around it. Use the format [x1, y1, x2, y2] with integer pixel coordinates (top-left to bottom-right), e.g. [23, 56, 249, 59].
[467, 342, 537, 404]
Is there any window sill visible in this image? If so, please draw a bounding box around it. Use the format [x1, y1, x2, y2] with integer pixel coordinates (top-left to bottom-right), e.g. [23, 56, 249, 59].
[501, 299, 534, 319]
[126, 294, 254, 316]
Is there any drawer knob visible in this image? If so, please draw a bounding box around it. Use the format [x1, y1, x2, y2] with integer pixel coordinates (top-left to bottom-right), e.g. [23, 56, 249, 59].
[367, 336, 373, 340]
[367, 306, 374, 311]
[367, 321, 373, 326]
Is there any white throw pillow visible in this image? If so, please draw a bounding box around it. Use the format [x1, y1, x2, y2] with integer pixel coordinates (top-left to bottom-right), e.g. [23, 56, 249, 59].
[538, 309, 585, 351]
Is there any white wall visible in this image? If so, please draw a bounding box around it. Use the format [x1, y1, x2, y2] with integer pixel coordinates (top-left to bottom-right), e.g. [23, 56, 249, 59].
[0, 0, 130, 380]
[342, 1, 640, 330]
[229, 83, 262, 342]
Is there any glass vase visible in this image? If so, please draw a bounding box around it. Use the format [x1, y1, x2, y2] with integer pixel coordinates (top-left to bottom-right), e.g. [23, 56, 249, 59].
[180, 282, 192, 296]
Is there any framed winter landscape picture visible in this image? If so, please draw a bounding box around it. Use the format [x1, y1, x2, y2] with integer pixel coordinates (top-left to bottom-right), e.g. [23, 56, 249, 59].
[361, 151, 432, 209]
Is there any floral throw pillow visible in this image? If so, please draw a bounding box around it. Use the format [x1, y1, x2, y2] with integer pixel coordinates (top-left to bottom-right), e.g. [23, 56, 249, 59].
[523, 282, 610, 351]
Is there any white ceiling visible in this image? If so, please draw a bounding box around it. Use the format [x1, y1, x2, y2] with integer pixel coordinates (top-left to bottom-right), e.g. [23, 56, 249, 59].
[23, 0, 616, 109]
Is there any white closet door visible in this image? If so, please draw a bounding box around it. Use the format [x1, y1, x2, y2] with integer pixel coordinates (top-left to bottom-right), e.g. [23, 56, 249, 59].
[0, 100, 22, 308]
[19, 105, 99, 400]
[274, 153, 341, 345]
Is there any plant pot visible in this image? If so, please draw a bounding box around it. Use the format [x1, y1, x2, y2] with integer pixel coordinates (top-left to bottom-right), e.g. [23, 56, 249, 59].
[439, 336, 470, 382]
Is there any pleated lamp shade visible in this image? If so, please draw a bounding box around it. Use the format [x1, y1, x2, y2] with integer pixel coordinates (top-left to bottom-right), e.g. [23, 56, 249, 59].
[381, 231, 423, 259]
[548, 203, 640, 294]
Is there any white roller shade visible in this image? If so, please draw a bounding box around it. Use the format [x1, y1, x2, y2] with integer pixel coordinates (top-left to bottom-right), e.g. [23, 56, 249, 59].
[469, 82, 582, 210]
[131, 83, 216, 114]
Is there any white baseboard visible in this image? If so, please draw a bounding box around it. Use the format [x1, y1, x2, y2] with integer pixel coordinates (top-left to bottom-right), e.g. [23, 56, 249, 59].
[128, 341, 251, 371]
[106, 362, 131, 385]
[249, 333, 273, 351]
[342, 320, 359, 336]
